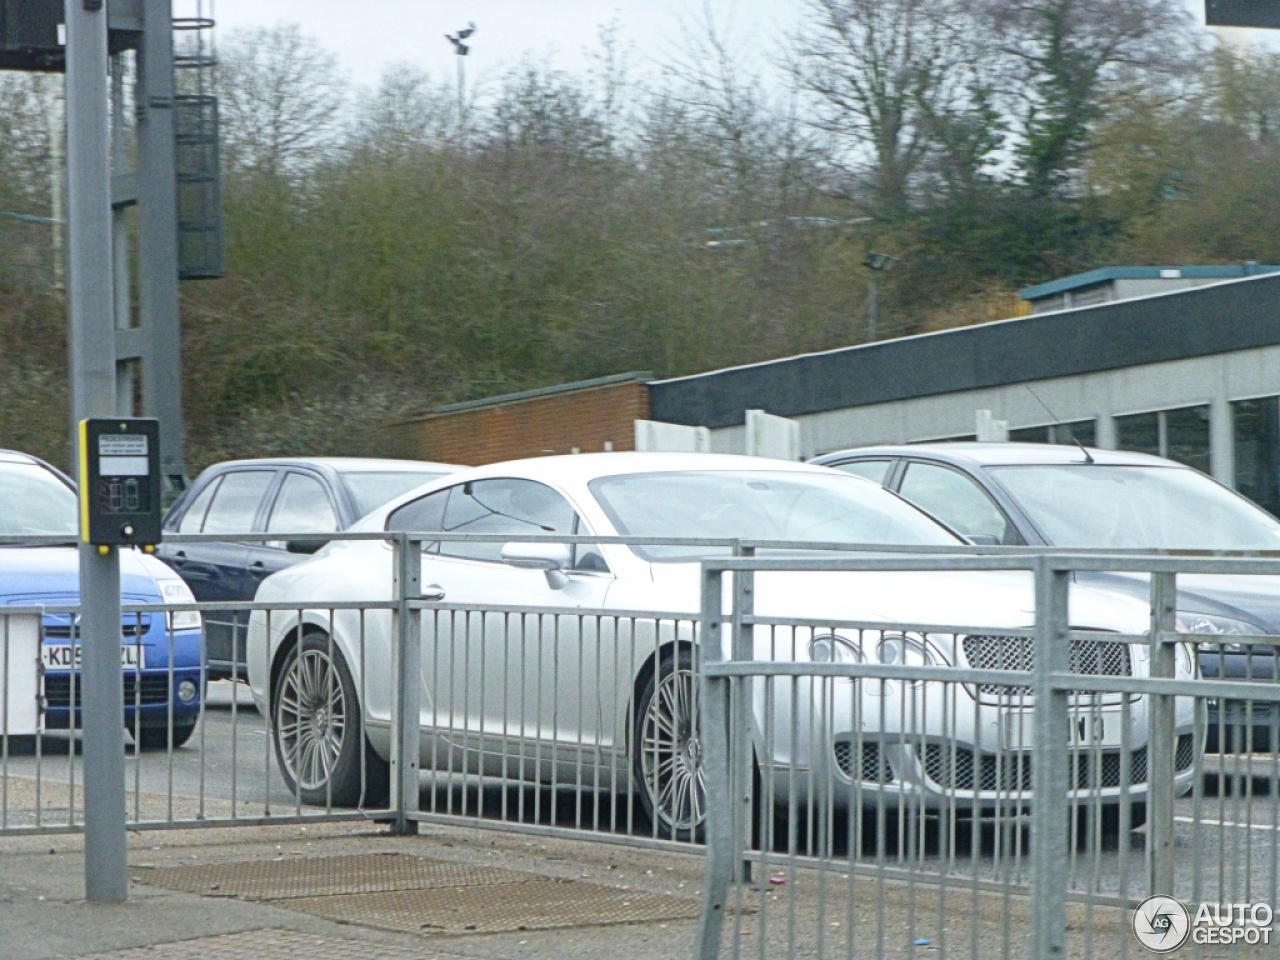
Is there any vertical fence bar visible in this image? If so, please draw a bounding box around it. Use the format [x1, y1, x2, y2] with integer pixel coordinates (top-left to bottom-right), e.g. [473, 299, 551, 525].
[1030, 557, 1071, 959]
[1147, 571, 1177, 896]
[390, 534, 422, 834]
[697, 561, 731, 960]
[731, 545, 755, 883]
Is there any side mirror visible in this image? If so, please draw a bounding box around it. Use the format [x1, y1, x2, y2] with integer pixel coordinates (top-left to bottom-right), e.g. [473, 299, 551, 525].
[286, 539, 328, 555]
[501, 541, 572, 590]
[964, 534, 1001, 547]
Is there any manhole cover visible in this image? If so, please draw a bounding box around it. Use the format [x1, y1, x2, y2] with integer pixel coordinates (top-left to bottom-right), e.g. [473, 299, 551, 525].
[136, 853, 528, 900]
[67, 929, 465, 960]
[284, 877, 702, 935]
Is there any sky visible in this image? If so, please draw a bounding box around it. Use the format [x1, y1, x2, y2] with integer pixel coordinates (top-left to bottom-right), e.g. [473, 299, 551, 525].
[199, 0, 1275, 101]
[202, 0, 804, 93]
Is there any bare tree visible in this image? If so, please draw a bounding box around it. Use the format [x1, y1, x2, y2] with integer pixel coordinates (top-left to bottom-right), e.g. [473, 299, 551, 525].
[789, 0, 979, 219]
[973, 0, 1200, 196]
[1205, 44, 1280, 145]
[215, 23, 348, 177]
[0, 72, 57, 211]
[349, 64, 455, 156]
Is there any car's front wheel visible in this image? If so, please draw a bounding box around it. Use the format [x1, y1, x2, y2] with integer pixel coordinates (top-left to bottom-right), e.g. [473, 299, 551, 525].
[633, 647, 706, 842]
[272, 632, 388, 807]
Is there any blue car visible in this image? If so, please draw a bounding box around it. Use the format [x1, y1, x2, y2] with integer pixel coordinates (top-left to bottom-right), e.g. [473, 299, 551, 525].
[0, 449, 203, 749]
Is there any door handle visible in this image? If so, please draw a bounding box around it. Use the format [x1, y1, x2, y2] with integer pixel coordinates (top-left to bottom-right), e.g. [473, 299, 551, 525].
[418, 584, 445, 601]
[249, 560, 268, 578]
[172, 550, 187, 568]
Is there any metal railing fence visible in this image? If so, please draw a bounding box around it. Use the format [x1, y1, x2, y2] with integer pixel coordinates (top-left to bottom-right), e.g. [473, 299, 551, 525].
[695, 551, 1280, 960]
[3, 534, 1280, 959]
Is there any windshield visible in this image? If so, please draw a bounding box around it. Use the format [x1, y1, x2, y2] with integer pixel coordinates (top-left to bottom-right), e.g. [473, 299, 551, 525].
[988, 464, 1280, 550]
[0, 461, 78, 538]
[341, 470, 450, 518]
[589, 470, 960, 561]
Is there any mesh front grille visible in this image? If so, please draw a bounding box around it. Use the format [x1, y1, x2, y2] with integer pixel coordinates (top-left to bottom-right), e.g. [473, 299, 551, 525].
[920, 736, 1195, 793]
[43, 673, 171, 708]
[962, 634, 1133, 699]
[833, 739, 894, 783]
[1175, 733, 1196, 771]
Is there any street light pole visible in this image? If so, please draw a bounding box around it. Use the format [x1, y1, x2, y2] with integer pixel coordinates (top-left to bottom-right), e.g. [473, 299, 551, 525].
[445, 23, 476, 136]
[867, 271, 878, 342]
[863, 251, 897, 342]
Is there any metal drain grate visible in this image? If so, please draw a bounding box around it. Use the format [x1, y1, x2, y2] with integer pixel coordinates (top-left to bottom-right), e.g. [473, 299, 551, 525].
[67, 929, 466, 960]
[284, 878, 703, 935]
[135, 853, 530, 900]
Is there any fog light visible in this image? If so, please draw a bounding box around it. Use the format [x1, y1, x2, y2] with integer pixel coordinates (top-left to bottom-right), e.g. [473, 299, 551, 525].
[177, 680, 198, 704]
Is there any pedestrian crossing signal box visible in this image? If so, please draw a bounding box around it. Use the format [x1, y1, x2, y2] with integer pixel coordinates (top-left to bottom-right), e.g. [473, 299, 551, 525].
[78, 418, 163, 548]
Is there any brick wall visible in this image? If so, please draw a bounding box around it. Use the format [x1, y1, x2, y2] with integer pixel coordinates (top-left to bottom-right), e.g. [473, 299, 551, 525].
[384, 380, 651, 466]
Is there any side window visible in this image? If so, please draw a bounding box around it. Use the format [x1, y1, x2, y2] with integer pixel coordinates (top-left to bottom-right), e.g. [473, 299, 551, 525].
[266, 473, 339, 535]
[176, 478, 220, 533]
[431, 479, 573, 563]
[386, 488, 449, 552]
[199, 471, 275, 535]
[830, 459, 893, 486]
[898, 462, 1014, 543]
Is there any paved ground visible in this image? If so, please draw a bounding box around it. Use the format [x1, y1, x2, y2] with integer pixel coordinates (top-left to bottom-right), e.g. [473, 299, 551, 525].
[3, 814, 1275, 959]
[2, 684, 1276, 958]
[0, 818, 712, 960]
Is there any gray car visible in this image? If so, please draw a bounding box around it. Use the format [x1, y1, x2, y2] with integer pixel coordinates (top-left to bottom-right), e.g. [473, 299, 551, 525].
[811, 442, 1280, 751]
[157, 456, 462, 681]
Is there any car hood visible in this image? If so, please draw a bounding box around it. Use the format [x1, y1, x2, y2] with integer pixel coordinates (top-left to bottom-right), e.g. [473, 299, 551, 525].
[648, 563, 1149, 634]
[0, 546, 163, 603]
[1086, 571, 1280, 632]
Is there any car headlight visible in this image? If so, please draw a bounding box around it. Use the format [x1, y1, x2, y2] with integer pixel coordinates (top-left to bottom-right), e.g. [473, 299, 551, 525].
[155, 578, 202, 633]
[808, 633, 862, 665]
[875, 632, 948, 667]
[1180, 612, 1256, 654]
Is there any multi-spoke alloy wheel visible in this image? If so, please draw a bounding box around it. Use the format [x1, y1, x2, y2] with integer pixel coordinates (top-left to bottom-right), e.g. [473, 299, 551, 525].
[634, 648, 706, 842]
[271, 633, 388, 807]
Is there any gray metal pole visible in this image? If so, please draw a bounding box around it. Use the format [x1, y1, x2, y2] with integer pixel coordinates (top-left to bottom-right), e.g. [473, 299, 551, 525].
[137, 0, 188, 493]
[1029, 557, 1070, 958]
[390, 534, 423, 835]
[456, 54, 466, 135]
[695, 563, 731, 960]
[65, 0, 128, 903]
[111, 55, 134, 417]
[866, 273, 878, 342]
[1147, 571, 1178, 895]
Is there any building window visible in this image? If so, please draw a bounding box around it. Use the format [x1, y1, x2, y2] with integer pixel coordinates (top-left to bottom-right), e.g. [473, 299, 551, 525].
[1008, 420, 1096, 446]
[1233, 397, 1280, 518]
[1115, 405, 1211, 473]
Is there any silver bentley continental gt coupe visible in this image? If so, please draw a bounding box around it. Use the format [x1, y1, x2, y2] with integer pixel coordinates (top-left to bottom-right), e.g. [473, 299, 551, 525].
[245, 453, 1197, 838]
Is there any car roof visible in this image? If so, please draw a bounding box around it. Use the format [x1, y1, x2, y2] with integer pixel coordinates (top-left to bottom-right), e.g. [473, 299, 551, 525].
[0, 449, 73, 485]
[195, 456, 464, 474]
[439, 451, 848, 486]
[358, 451, 885, 530]
[0, 449, 46, 466]
[814, 441, 1181, 470]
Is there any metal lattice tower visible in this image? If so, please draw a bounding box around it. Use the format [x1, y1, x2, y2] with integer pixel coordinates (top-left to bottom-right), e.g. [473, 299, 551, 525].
[0, 0, 226, 494]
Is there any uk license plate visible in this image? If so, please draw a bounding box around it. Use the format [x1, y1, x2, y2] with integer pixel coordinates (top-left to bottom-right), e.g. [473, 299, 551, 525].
[1002, 709, 1126, 750]
[41, 644, 144, 671]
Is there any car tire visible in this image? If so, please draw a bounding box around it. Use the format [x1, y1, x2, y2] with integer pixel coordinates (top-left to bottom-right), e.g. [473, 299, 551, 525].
[633, 647, 706, 843]
[272, 632, 389, 807]
[134, 720, 197, 751]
